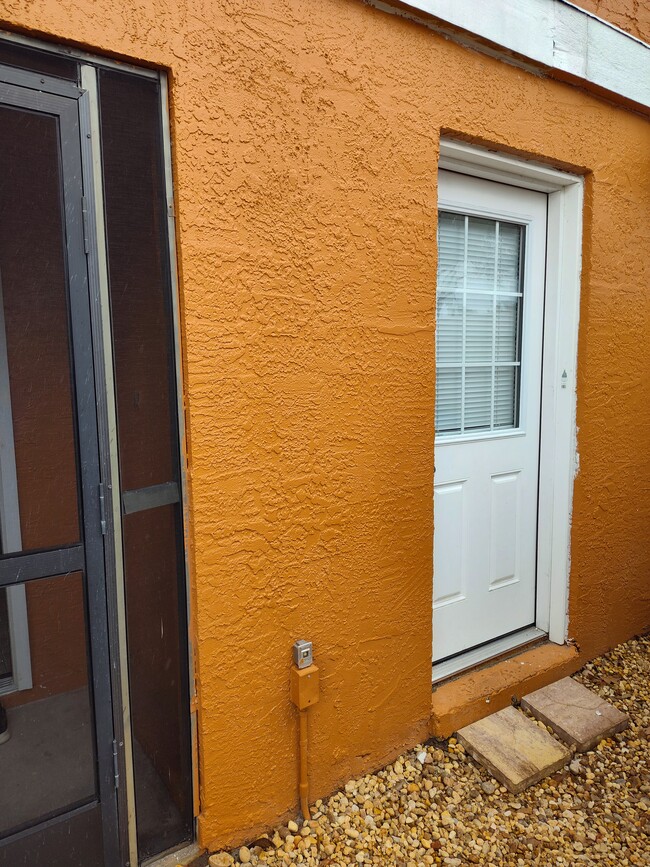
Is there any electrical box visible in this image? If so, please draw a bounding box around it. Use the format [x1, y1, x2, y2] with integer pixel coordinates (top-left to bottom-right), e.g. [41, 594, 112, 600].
[290, 664, 320, 710]
[293, 639, 313, 670]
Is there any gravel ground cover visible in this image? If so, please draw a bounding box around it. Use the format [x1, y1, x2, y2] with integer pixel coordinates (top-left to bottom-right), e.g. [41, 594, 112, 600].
[208, 634, 649, 866]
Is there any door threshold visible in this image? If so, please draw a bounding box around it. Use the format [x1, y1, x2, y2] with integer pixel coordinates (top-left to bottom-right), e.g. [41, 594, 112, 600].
[432, 626, 546, 684]
[143, 842, 201, 867]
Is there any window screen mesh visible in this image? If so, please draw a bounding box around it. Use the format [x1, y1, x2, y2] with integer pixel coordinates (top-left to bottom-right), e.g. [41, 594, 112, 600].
[0, 40, 78, 81]
[98, 68, 192, 862]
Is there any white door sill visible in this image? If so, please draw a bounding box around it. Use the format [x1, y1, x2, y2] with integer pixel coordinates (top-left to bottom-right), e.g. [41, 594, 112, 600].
[432, 626, 547, 684]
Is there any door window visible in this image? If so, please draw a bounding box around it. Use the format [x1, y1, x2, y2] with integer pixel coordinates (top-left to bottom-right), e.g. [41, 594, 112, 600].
[0, 107, 81, 554]
[436, 212, 524, 436]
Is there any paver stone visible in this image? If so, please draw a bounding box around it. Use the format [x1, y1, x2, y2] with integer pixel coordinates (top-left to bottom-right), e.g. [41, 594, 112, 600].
[521, 676, 628, 752]
[457, 705, 570, 793]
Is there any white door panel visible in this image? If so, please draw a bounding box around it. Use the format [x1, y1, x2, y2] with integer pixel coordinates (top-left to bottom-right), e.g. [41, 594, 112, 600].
[433, 171, 547, 663]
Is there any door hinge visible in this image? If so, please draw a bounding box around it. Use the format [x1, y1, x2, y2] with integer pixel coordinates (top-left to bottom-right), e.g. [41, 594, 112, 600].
[112, 739, 120, 790]
[81, 196, 90, 254]
[98, 482, 107, 535]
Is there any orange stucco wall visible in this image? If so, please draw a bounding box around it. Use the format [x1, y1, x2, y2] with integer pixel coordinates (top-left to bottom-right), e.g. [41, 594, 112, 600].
[2, 0, 649, 851]
[574, 0, 650, 42]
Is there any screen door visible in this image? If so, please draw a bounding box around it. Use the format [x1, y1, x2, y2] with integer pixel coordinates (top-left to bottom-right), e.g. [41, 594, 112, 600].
[0, 77, 120, 867]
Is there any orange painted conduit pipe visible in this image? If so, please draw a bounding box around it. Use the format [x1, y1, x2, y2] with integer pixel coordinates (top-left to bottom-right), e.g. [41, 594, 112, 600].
[299, 709, 311, 821]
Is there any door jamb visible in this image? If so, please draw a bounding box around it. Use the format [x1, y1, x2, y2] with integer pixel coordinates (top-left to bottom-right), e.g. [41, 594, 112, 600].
[159, 72, 200, 822]
[79, 65, 138, 867]
[536, 179, 583, 643]
[437, 139, 584, 649]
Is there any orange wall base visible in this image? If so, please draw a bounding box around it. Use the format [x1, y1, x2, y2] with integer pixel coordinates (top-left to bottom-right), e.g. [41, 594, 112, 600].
[431, 643, 580, 739]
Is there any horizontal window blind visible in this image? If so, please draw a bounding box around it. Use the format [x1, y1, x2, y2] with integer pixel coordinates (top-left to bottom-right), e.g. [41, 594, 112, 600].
[436, 212, 524, 435]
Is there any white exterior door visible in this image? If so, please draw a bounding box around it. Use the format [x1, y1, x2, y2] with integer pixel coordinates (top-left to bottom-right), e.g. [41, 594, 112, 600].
[433, 170, 548, 664]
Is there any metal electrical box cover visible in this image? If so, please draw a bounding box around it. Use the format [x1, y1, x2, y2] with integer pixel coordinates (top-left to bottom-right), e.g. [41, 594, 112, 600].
[293, 639, 313, 669]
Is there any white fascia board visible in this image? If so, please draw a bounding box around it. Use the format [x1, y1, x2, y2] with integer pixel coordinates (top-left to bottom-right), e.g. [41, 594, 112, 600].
[378, 0, 650, 109]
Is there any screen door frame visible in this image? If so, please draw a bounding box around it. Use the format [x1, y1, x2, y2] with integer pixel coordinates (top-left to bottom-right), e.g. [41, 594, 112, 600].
[0, 71, 122, 866]
[0, 33, 198, 864]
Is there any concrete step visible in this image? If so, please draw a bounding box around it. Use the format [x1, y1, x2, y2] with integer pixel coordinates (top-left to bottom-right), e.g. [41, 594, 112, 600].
[521, 676, 629, 753]
[457, 705, 570, 794]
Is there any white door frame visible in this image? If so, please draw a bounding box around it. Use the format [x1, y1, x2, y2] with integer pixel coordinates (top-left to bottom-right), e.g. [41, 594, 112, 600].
[434, 139, 583, 669]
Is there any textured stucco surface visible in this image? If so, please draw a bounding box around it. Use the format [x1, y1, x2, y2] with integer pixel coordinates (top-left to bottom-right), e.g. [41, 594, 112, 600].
[574, 0, 650, 42]
[1, 0, 649, 850]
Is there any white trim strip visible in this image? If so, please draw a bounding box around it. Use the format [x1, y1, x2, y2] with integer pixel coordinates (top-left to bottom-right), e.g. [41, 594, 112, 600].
[80, 63, 139, 867]
[372, 0, 650, 110]
[439, 140, 582, 192]
[541, 181, 583, 643]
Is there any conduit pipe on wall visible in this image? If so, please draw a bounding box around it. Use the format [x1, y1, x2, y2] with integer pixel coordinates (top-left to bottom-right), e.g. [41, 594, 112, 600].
[298, 710, 310, 820]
